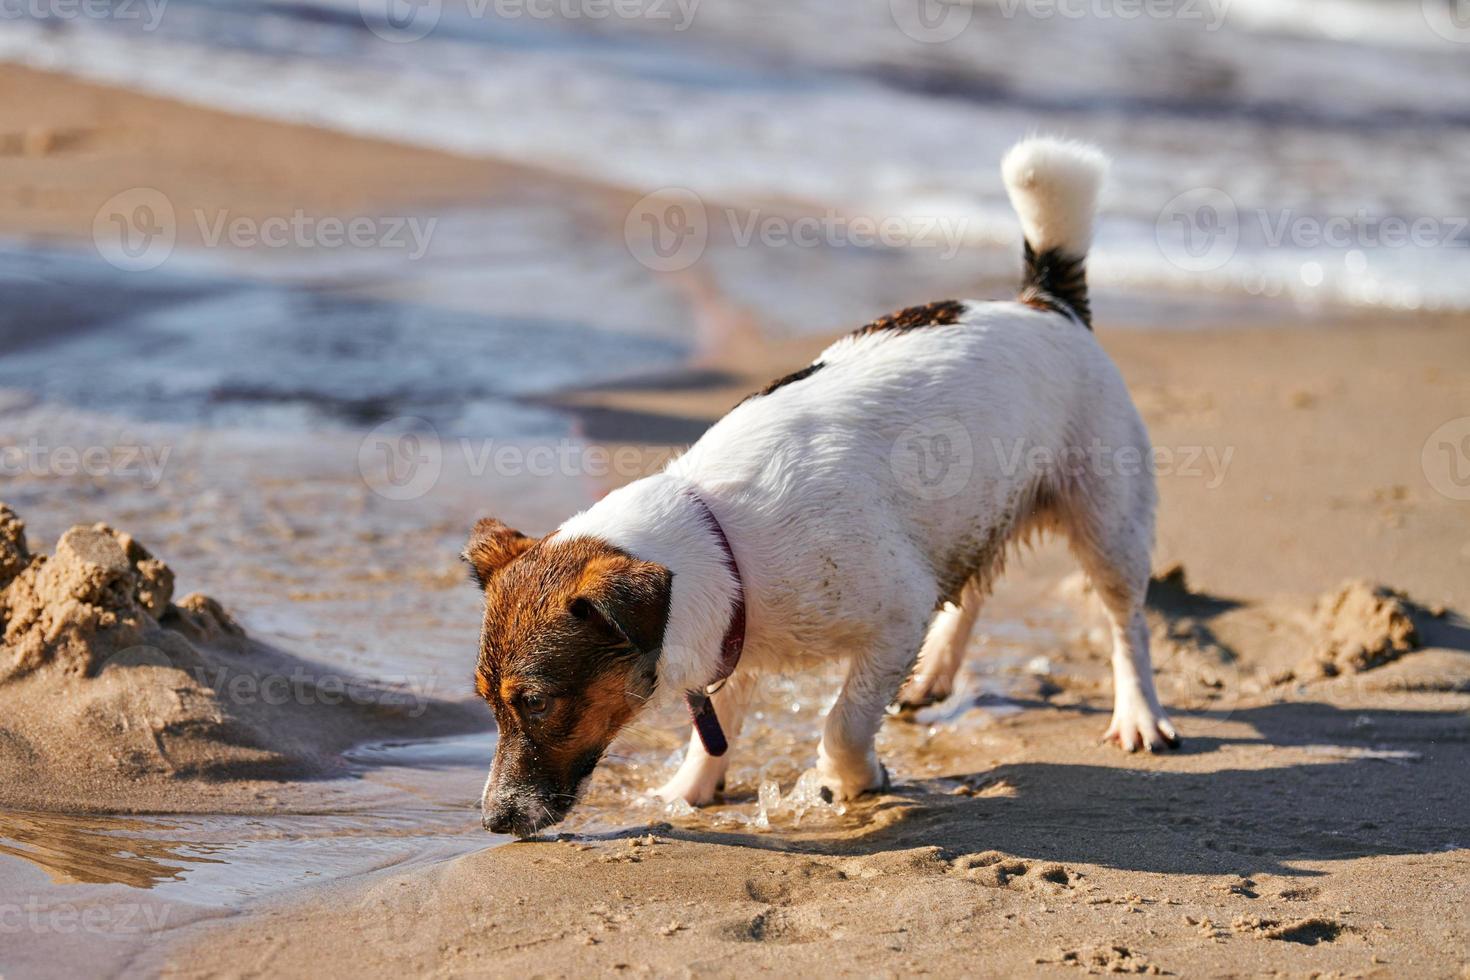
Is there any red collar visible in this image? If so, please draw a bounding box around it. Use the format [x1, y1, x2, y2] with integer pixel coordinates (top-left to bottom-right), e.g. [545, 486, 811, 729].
[682, 490, 745, 757]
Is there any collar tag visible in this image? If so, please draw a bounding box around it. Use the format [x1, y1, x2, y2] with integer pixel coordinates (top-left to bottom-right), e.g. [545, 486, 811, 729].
[685, 691, 729, 757]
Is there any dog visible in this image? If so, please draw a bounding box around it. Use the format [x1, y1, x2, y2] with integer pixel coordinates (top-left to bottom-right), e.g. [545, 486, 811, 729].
[467, 137, 1179, 838]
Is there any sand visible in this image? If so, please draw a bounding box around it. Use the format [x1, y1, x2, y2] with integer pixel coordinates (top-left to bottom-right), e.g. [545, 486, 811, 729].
[159, 315, 1470, 978]
[0, 64, 599, 248]
[3, 64, 1468, 979]
[0, 503, 483, 813]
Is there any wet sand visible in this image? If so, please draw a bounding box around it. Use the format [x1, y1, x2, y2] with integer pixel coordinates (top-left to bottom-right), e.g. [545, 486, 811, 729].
[1, 65, 1468, 979]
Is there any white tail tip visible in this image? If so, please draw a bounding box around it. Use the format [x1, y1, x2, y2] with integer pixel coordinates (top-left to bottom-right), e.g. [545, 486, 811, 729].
[1001, 137, 1108, 258]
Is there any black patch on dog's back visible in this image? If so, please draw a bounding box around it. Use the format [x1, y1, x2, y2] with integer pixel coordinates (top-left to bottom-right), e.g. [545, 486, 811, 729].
[740, 360, 825, 405]
[1018, 244, 1090, 328]
[852, 299, 965, 338]
[739, 300, 966, 406]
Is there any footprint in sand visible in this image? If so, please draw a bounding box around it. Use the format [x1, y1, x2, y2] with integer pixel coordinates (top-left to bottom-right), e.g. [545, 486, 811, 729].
[950, 851, 1078, 890]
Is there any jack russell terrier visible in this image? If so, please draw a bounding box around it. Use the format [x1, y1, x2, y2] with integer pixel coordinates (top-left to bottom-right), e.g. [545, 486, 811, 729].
[467, 137, 1178, 838]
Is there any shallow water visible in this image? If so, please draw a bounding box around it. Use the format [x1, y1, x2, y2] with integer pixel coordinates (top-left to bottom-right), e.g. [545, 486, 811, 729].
[0, 738, 501, 978]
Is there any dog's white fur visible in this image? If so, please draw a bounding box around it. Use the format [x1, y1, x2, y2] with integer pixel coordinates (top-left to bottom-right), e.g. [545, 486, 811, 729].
[1001, 136, 1109, 257]
[557, 137, 1175, 805]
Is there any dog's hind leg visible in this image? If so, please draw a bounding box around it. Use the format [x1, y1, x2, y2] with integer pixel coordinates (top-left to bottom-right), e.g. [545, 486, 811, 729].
[895, 578, 984, 711]
[1060, 469, 1179, 752]
[654, 669, 759, 807]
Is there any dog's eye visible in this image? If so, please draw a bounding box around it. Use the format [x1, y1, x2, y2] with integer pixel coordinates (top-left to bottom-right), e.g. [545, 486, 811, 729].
[521, 693, 550, 718]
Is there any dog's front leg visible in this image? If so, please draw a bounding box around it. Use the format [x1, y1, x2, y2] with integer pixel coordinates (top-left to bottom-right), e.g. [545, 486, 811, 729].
[814, 617, 926, 801]
[655, 671, 758, 806]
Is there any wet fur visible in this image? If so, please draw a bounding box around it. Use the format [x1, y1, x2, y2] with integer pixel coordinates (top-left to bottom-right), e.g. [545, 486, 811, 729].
[468, 137, 1178, 834]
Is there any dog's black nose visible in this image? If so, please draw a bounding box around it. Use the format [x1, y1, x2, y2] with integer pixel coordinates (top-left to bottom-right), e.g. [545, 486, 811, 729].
[482, 805, 517, 835]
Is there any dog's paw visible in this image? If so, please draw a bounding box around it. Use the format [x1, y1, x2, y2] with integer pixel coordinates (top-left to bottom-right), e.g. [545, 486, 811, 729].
[894, 672, 954, 714]
[1102, 700, 1181, 753]
[813, 748, 891, 803]
[654, 768, 725, 807]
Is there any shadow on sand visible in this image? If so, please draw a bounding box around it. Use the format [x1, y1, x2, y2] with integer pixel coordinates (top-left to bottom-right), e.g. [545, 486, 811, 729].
[648, 700, 1469, 879]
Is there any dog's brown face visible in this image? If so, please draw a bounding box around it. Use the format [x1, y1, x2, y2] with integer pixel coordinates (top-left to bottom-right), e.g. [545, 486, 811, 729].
[465, 518, 671, 838]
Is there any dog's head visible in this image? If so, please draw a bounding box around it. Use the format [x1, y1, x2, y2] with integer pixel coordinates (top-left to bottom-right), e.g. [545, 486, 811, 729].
[465, 518, 671, 837]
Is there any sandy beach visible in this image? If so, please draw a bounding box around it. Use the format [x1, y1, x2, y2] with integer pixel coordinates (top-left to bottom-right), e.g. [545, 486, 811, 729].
[1, 59, 1468, 980]
[159, 315, 1470, 979]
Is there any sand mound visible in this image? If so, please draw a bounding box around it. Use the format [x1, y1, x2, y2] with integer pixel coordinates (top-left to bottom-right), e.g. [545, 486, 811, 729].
[0, 509, 237, 681]
[0, 502, 482, 813]
[1301, 580, 1420, 679]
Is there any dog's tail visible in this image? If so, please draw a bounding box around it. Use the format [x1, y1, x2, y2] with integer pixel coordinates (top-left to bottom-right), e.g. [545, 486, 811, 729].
[1001, 136, 1108, 329]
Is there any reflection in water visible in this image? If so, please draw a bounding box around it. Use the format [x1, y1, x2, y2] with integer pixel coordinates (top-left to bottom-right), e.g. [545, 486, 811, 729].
[0, 811, 223, 889]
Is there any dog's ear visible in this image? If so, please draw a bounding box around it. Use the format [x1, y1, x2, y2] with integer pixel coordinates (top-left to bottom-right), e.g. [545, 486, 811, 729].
[569, 555, 672, 656]
[463, 518, 535, 588]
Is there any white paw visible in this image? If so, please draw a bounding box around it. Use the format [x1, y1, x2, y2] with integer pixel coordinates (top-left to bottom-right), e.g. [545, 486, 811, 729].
[895, 671, 954, 711]
[654, 766, 725, 807]
[814, 746, 890, 802]
[1103, 698, 1181, 753]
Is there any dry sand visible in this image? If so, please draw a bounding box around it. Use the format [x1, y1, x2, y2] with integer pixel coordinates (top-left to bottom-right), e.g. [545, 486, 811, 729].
[0, 64, 599, 246]
[2, 64, 1468, 979]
